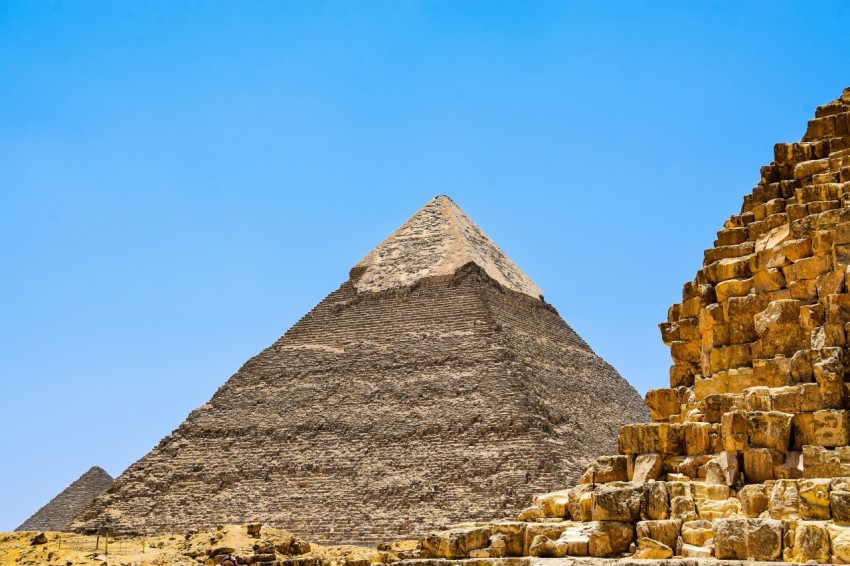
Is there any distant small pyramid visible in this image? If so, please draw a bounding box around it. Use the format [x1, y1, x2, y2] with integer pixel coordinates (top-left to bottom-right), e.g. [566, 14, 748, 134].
[72, 196, 647, 544]
[17, 466, 113, 532]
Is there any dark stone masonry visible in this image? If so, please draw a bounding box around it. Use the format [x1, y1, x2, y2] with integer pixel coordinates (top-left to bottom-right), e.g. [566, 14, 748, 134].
[70, 195, 647, 544]
[16, 466, 113, 532]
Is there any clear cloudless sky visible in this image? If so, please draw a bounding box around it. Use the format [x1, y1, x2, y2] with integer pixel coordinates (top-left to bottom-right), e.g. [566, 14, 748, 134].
[2, 1, 850, 531]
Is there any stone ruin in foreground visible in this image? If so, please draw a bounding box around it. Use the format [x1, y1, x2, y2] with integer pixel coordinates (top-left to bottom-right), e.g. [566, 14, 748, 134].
[413, 88, 850, 565]
[70, 195, 647, 544]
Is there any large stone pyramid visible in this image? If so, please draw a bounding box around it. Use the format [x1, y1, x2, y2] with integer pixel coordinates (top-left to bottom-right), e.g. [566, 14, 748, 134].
[17, 466, 113, 532]
[414, 89, 850, 564]
[70, 195, 648, 544]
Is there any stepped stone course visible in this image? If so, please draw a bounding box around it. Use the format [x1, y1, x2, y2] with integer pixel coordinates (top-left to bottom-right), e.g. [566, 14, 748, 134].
[16, 466, 113, 532]
[411, 89, 850, 565]
[70, 195, 647, 544]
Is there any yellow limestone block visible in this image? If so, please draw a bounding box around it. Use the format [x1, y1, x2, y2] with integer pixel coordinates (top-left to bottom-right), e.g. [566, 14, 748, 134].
[812, 409, 850, 446]
[799, 478, 831, 519]
[587, 521, 635, 558]
[532, 490, 571, 518]
[714, 518, 783, 561]
[633, 537, 673, 559]
[636, 519, 680, 550]
[738, 484, 770, 517]
[830, 523, 850, 563]
[784, 521, 830, 564]
[769, 479, 800, 519]
[681, 519, 714, 547]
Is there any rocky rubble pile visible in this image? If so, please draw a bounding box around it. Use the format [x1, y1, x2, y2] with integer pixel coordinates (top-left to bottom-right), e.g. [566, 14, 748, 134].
[414, 88, 850, 564]
[2, 524, 410, 566]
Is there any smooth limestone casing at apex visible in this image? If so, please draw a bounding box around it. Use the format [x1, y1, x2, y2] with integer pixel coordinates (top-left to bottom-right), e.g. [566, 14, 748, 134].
[409, 87, 850, 565]
[69, 195, 648, 545]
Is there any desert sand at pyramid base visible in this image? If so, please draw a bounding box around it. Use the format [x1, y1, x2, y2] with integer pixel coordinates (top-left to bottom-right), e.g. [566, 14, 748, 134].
[2, 523, 393, 566]
[68, 195, 647, 545]
[400, 87, 850, 565]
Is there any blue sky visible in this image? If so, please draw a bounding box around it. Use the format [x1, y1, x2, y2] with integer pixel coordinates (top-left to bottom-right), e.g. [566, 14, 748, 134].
[2, 1, 849, 531]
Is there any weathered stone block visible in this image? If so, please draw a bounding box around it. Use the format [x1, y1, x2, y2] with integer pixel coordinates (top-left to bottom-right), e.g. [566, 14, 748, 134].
[421, 525, 491, 559]
[487, 524, 526, 557]
[523, 523, 571, 556]
[640, 480, 669, 520]
[812, 322, 847, 348]
[704, 257, 752, 283]
[744, 386, 772, 411]
[721, 410, 747, 451]
[812, 409, 850, 446]
[567, 485, 593, 522]
[587, 521, 634, 558]
[691, 483, 729, 501]
[799, 478, 831, 519]
[818, 269, 846, 296]
[744, 447, 776, 482]
[515, 506, 543, 522]
[738, 484, 769, 517]
[785, 521, 830, 563]
[671, 339, 701, 363]
[670, 495, 698, 522]
[769, 386, 798, 413]
[617, 423, 682, 455]
[696, 497, 742, 520]
[707, 395, 741, 424]
[831, 490, 850, 523]
[803, 445, 842, 478]
[635, 519, 680, 550]
[781, 450, 805, 479]
[557, 526, 590, 557]
[681, 542, 713, 558]
[747, 411, 792, 451]
[631, 453, 662, 484]
[830, 523, 850, 563]
[578, 455, 630, 484]
[713, 518, 782, 561]
[681, 519, 713, 547]
[754, 268, 786, 293]
[753, 300, 807, 358]
[527, 534, 566, 558]
[644, 388, 679, 422]
[531, 490, 570, 518]
[633, 537, 673, 559]
[716, 278, 753, 302]
[768, 479, 800, 519]
[683, 422, 712, 455]
[704, 451, 740, 486]
[591, 484, 642, 522]
[662, 454, 712, 480]
[788, 253, 833, 281]
[800, 382, 824, 410]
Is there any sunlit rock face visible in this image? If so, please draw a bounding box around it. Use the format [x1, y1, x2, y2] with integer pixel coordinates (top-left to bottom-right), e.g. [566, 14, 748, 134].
[418, 89, 850, 564]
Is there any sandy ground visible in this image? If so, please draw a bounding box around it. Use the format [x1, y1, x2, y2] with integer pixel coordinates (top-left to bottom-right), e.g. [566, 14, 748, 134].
[1, 524, 417, 566]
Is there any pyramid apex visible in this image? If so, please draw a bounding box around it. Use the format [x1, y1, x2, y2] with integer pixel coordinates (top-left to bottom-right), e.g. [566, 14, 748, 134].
[85, 466, 112, 478]
[352, 196, 543, 298]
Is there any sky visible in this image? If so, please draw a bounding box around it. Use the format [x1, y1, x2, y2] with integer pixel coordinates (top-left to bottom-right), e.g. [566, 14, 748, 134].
[2, 1, 850, 531]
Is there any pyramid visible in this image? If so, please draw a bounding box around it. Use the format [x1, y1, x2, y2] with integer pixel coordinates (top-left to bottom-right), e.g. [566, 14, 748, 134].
[413, 89, 850, 564]
[17, 466, 113, 532]
[70, 195, 648, 544]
